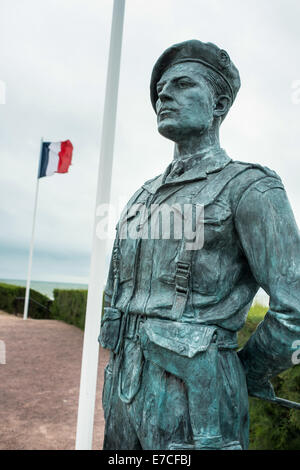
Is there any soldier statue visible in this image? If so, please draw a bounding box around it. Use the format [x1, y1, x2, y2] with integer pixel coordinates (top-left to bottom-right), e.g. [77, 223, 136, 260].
[99, 40, 300, 450]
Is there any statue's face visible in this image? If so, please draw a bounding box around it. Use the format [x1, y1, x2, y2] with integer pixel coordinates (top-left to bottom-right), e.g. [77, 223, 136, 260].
[156, 62, 216, 143]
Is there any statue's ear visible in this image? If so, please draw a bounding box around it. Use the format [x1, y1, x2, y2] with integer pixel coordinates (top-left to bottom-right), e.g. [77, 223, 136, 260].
[213, 95, 231, 118]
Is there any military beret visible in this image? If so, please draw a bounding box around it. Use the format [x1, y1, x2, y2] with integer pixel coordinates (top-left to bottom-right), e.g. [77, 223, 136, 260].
[150, 39, 241, 112]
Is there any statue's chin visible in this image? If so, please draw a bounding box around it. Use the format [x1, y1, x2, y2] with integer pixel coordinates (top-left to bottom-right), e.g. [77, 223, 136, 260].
[158, 123, 208, 143]
[157, 122, 184, 142]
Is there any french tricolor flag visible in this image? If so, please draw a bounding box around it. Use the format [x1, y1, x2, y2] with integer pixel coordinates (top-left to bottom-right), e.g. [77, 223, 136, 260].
[38, 140, 73, 178]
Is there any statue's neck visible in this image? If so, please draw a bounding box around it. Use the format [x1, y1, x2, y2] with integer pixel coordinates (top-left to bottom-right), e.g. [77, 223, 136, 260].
[173, 127, 220, 161]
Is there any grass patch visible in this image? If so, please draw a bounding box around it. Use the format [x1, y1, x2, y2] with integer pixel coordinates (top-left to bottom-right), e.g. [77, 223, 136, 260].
[239, 303, 300, 450]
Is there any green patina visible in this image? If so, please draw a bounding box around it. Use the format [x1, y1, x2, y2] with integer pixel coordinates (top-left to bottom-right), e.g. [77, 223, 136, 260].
[98, 40, 300, 450]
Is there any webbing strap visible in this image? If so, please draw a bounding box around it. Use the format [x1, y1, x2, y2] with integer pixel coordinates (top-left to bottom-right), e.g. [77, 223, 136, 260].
[170, 162, 254, 320]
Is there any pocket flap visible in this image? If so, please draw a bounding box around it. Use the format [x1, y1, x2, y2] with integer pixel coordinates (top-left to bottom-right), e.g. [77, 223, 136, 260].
[140, 319, 216, 358]
[99, 307, 122, 352]
[101, 307, 122, 325]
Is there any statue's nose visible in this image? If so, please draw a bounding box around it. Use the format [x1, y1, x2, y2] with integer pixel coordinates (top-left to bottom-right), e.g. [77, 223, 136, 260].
[158, 83, 173, 102]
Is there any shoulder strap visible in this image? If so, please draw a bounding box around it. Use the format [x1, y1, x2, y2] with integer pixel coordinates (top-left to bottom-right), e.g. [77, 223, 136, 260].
[170, 161, 261, 320]
[228, 162, 283, 214]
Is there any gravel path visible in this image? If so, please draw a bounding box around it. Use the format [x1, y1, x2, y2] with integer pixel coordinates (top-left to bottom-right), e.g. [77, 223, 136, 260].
[0, 311, 109, 450]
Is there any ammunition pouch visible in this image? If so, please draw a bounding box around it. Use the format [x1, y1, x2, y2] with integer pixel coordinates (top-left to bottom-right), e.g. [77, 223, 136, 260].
[139, 318, 237, 450]
[98, 307, 123, 354]
[101, 311, 240, 448]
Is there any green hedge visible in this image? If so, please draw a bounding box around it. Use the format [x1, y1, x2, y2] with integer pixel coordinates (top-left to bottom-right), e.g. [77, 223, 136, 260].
[0, 282, 51, 319]
[238, 304, 300, 450]
[50, 288, 88, 330]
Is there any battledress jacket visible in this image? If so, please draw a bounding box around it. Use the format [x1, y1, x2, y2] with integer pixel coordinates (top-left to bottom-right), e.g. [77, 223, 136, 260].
[103, 149, 300, 392]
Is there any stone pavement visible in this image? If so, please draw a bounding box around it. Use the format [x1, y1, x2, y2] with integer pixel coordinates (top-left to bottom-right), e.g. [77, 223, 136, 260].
[0, 311, 109, 450]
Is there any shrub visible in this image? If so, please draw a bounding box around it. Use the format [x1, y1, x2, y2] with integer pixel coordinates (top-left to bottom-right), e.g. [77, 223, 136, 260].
[238, 303, 300, 450]
[50, 288, 88, 330]
[0, 282, 51, 319]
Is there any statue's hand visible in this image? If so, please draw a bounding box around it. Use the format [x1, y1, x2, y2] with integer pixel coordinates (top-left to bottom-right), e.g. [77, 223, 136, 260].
[237, 348, 276, 401]
[246, 375, 276, 401]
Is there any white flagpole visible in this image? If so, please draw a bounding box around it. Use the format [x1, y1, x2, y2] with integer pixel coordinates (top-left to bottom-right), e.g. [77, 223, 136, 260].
[23, 138, 43, 320]
[75, 0, 126, 450]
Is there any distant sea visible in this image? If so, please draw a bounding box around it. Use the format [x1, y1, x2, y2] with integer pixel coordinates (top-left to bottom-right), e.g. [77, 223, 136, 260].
[0, 279, 88, 300]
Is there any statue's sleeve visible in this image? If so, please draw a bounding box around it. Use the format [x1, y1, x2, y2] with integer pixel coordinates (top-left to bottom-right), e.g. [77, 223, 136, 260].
[234, 176, 300, 387]
[104, 242, 115, 308]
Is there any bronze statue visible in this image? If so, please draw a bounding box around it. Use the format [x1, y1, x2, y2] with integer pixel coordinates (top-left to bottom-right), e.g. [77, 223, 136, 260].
[99, 40, 300, 450]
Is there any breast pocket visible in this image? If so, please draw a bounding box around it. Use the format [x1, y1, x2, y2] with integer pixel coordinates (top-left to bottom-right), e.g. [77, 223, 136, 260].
[193, 249, 221, 295]
[118, 199, 148, 284]
[192, 201, 232, 295]
[151, 203, 185, 286]
[118, 237, 137, 284]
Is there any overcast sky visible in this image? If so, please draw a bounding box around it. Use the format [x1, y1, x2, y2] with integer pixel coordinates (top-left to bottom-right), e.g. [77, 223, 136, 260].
[0, 0, 299, 284]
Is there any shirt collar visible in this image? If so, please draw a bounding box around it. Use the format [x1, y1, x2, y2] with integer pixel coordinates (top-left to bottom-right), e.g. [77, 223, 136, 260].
[143, 148, 232, 194]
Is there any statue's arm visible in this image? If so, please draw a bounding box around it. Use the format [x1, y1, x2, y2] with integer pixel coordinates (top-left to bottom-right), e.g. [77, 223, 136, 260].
[234, 177, 300, 399]
[103, 242, 115, 309]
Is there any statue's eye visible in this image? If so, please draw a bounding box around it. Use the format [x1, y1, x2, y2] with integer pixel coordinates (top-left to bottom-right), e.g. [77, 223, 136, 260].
[177, 79, 194, 88]
[157, 84, 164, 94]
